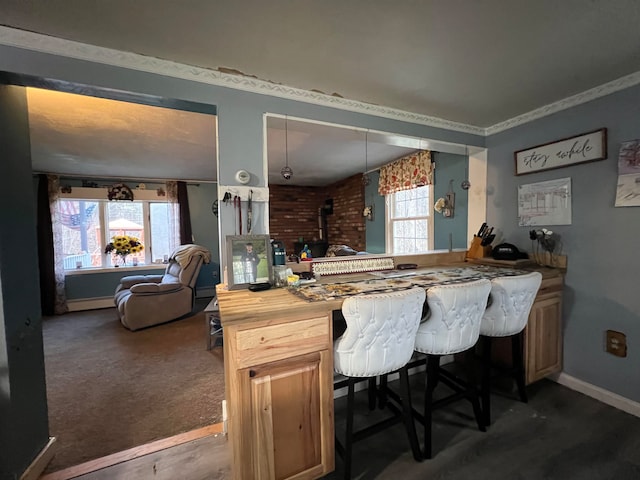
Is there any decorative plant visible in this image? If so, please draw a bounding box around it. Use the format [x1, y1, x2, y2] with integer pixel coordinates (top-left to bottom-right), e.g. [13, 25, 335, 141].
[529, 228, 561, 265]
[105, 235, 144, 266]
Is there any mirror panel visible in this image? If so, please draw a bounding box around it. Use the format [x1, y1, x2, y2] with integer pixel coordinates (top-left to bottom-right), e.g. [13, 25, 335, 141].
[266, 115, 474, 259]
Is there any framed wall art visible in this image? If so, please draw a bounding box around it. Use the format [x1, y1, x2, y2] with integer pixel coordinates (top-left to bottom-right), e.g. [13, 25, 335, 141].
[517, 177, 572, 226]
[226, 234, 272, 290]
[515, 128, 607, 175]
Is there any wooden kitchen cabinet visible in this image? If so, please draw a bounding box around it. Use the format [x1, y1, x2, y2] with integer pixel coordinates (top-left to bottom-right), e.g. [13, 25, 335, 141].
[220, 295, 336, 480]
[491, 270, 564, 385]
[524, 276, 563, 384]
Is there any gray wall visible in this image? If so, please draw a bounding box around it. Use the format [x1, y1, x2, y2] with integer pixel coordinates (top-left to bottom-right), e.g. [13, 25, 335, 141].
[486, 83, 640, 403]
[0, 43, 483, 478]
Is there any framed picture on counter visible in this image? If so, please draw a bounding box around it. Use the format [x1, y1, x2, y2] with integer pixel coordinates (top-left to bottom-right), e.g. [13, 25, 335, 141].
[226, 234, 272, 290]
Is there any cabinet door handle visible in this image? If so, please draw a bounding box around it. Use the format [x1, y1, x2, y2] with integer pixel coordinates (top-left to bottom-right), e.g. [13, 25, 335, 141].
[249, 370, 256, 378]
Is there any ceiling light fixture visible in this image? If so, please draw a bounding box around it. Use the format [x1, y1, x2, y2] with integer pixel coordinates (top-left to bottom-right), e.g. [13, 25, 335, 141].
[461, 145, 471, 190]
[362, 130, 371, 186]
[281, 116, 293, 181]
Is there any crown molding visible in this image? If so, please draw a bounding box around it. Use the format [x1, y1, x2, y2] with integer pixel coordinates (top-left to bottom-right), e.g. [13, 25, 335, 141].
[486, 70, 640, 135]
[3, 26, 640, 139]
[0, 26, 484, 136]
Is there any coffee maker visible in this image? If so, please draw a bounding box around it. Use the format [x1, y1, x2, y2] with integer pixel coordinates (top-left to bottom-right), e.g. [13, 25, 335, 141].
[271, 240, 286, 266]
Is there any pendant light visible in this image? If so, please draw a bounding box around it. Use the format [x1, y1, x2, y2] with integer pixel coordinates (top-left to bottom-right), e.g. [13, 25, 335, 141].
[362, 130, 371, 186]
[461, 145, 471, 190]
[281, 116, 293, 180]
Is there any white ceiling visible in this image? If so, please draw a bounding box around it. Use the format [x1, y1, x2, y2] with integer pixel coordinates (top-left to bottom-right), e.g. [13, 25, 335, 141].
[27, 88, 218, 181]
[7, 1, 640, 183]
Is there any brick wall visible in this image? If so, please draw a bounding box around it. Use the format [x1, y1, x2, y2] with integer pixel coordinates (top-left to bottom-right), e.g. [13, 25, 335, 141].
[325, 174, 365, 251]
[269, 174, 365, 254]
[269, 185, 324, 254]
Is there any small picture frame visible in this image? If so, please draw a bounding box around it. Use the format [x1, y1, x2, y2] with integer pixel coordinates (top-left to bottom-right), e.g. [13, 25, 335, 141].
[226, 235, 272, 290]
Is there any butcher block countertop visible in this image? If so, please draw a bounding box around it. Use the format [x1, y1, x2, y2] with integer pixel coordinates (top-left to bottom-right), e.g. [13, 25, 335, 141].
[216, 258, 563, 328]
[216, 285, 344, 326]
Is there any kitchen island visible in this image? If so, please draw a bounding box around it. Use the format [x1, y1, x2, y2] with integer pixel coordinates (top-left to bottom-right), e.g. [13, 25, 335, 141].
[216, 252, 564, 479]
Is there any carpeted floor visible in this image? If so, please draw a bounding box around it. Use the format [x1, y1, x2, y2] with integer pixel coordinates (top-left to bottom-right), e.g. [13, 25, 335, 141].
[42, 299, 225, 473]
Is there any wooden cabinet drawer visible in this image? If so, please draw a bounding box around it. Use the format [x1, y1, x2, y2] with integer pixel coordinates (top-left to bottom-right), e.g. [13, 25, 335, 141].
[537, 275, 563, 296]
[235, 316, 331, 369]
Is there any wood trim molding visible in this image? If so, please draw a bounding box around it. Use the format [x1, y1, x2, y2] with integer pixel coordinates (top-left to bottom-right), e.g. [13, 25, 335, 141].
[552, 372, 640, 418]
[40, 423, 224, 480]
[20, 437, 57, 480]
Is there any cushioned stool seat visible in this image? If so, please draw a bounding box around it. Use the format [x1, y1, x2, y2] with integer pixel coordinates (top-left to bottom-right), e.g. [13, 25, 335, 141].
[334, 287, 426, 479]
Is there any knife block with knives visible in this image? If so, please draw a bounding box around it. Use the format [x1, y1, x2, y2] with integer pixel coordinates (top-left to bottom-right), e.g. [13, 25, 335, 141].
[467, 222, 495, 259]
[466, 236, 492, 259]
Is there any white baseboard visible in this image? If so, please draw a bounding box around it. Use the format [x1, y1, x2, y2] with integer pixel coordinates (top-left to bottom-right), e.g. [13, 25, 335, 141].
[67, 297, 114, 312]
[552, 372, 640, 418]
[67, 288, 216, 312]
[20, 437, 56, 480]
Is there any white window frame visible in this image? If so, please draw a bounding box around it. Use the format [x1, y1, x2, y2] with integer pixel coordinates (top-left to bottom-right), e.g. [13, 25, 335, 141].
[385, 185, 434, 254]
[59, 187, 178, 271]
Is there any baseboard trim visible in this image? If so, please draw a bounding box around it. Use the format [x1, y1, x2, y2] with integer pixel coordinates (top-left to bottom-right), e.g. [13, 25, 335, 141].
[40, 423, 224, 480]
[552, 372, 640, 418]
[66, 297, 114, 312]
[20, 437, 56, 480]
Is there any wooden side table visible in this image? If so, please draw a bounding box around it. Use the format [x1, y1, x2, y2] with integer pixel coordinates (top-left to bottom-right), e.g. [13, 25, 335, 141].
[204, 297, 222, 350]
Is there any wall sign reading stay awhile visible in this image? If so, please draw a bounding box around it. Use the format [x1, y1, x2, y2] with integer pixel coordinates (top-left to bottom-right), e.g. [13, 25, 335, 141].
[515, 128, 607, 175]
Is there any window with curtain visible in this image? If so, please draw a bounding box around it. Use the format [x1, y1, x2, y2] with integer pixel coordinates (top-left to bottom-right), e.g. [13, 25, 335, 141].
[378, 150, 434, 196]
[55, 197, 180, 269]
[378, 150, 435, 254]
[386, 185, 433, 254]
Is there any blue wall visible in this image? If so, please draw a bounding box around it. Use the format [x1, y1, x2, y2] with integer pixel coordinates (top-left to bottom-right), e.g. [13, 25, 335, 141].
[364, 170, 386, 253]
[433, 152, 468, 250]
[487, 84, 640, 403]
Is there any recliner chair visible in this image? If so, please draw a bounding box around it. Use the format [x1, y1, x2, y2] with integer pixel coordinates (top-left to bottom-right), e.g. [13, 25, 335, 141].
[114, 244, 211, 331]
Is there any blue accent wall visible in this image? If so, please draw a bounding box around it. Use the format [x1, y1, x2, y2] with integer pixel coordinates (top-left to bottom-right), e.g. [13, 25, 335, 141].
[364, 170, 386, 253]
[433, 152, 468, 249]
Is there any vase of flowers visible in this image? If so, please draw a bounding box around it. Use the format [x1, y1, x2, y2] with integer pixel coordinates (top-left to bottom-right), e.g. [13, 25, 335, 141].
[529, 228, 560, 266]
[105, 235, 144, 267]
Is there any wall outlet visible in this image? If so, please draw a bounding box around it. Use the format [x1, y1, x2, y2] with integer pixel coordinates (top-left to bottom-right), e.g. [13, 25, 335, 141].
[605, 330, 627, 357]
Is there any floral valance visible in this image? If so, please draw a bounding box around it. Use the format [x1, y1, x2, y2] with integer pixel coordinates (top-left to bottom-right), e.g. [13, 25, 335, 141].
[377, 150, 434, 196]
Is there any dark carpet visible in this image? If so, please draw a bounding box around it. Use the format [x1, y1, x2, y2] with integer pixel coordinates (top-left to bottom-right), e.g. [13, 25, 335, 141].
[42, 299, 225, 473]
